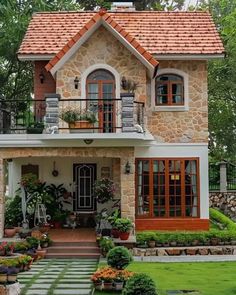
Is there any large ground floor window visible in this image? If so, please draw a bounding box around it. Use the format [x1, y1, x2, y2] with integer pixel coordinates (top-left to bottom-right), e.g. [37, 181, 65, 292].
[136, 158, 199, 218]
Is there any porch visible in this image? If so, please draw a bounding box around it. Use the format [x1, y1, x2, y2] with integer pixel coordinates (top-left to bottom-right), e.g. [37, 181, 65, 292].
[0, 147, 135, 238]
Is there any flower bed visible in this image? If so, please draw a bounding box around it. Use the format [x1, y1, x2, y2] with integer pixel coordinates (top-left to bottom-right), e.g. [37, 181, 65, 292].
[91, 266, 134, 291]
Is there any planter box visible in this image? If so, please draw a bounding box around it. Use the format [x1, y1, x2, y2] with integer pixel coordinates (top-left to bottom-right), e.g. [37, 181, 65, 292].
[69, 121, 94, 133]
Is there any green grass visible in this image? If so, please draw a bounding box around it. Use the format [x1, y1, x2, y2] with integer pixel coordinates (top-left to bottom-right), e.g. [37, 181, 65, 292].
[95, 261, 236, 295]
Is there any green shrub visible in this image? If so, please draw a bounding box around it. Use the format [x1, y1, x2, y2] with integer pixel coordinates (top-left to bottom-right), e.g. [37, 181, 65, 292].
[26, 237, 39, 248]
[210, 208, 236, 231]
[5, 196, 22, 227]
[122, 273, 157, 295]
[107, 246, 132, 270]
[99, 237, 114, 256]
[115, 218, 133, 233]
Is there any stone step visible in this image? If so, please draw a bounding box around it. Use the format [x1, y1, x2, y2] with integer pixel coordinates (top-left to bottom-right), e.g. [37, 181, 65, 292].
[47, 246, 100, 254]
[52, 241, 97, 247]
[45, 253, 100, 259]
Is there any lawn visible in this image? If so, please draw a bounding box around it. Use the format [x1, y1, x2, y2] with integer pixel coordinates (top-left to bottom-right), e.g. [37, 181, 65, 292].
[95, 261, 236, 295]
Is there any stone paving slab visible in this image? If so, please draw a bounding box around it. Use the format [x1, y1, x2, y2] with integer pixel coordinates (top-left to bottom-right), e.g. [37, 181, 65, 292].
[25, 290, 48, 295]
[56, 283, 91, 289]
[29, 284, 52, 289]
[53, 289, 91, 295]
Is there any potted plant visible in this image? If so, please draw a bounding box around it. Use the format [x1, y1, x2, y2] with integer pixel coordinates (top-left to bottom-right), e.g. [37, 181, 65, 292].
[7, 267, 19, 283]
[146, 232, 157, 248]
[0, 267, 8, 283]
[52, 210, 67, 229]
[107, 209, 120, 238]
[114, 275, 124, 291]
[94, 178, 115, 204]
[36, 243, 47, 260]
[3, 242, 14, 256]
[114, 218, 133, 240]
[59, 107, 97, 130]
[26, 122, 44, 134]
[40, 234, 51, 248]
[4, 222, 17, 238]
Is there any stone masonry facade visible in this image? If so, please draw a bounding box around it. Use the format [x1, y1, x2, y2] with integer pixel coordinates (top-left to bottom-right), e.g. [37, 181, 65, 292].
[55, 26, 208, 143]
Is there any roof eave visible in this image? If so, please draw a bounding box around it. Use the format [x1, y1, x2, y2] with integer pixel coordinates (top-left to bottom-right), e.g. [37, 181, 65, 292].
[18, 54, 55, 61]
[154, 54, 225, 60]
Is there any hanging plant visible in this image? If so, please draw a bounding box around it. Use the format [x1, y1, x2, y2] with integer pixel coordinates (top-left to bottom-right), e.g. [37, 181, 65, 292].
[94, 178, 115, 204]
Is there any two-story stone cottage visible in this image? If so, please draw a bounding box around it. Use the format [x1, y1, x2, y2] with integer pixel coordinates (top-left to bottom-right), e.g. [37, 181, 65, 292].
[0, 5, 224, 237]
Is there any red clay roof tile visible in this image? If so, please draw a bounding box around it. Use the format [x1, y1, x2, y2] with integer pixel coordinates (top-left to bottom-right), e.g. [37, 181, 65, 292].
[18, 11, 224, 57]
[45, 10, 158, 72]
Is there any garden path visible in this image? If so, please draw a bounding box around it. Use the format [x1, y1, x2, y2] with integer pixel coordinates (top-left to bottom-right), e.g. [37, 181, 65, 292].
[18, 258, 98, 295]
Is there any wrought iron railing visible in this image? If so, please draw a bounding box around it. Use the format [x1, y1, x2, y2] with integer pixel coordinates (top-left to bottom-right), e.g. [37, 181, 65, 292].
[0, 98, 144, 134]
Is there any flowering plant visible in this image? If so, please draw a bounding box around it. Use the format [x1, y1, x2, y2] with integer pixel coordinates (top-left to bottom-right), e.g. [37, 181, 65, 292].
[91, 266, 134, 283]
[0, 242, 14, 254]
[94, 178, 115, 204]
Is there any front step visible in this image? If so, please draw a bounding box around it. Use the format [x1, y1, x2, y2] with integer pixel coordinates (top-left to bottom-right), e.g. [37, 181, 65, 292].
[45, 241, 101, 259]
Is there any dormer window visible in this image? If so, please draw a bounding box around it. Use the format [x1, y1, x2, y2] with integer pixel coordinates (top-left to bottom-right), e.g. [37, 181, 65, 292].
[155, 74, 184, 106]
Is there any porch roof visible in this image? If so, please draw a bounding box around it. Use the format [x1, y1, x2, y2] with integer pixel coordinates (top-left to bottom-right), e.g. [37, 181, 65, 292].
[18, 10, 225, 59]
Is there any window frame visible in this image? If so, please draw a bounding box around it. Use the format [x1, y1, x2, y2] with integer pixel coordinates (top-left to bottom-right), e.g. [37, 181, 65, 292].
[135, 158, 200, 219]
[156, 74, 184, 106]
[152, 68, 189, 112]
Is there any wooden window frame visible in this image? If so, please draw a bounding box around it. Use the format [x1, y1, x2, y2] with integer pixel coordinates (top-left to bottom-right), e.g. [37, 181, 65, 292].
[135, 158, 200, 219]
[155, 74, 184, 106]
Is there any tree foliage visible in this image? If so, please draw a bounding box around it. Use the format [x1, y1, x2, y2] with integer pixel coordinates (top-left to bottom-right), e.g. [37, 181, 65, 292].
[0, 0, 79, 102]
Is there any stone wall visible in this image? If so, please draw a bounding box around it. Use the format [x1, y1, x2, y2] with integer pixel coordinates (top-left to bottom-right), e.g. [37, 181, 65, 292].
[147, 60, 208, 143]
[56, 26, 147, 102]
[210, 192, 236, 221]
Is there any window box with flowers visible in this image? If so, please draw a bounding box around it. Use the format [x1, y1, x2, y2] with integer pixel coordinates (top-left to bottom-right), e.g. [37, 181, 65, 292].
[59, 106, 97, 132]
[94, 178, 115, 204]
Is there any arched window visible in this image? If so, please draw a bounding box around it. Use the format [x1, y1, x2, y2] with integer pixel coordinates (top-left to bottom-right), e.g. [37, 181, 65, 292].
[155, 74, 184, 106]
[86, 69, 115, 132]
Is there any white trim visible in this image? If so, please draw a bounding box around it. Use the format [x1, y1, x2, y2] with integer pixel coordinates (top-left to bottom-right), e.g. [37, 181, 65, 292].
[81, 64, 120, 100]
[18, 54, 54, 61]
[151, 68, 189, 112]
[49, 19, 155, 76]
[154, 54, 225, 60]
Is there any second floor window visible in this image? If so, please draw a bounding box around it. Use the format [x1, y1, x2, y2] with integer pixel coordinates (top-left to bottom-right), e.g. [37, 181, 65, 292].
[155, 74, 184, 106]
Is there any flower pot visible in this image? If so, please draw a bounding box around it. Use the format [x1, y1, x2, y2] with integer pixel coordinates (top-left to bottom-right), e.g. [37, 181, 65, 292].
[111, 229, 120, 238]
[4, 228, 16, 238]
[170, 241, 177, 247]
[0, 250, 5, 256]
[7, 274, 17, 283]
[36, 249, 47, 259]
[211, 238, 219, 246]
[192, 240, 199, 246]
[0, 274, 7, 283]
[103, 282, 113, 290]
[69, 121, 94, 133]
[94, 282, 103, 290]
[114, 281, 124, 291]
[119, 232, 130, 240]
[148, 241, 156, 248]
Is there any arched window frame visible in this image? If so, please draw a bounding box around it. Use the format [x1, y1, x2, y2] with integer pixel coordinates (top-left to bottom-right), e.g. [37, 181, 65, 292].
[81, 64, 120, 100]
[152, 68, 189, 111]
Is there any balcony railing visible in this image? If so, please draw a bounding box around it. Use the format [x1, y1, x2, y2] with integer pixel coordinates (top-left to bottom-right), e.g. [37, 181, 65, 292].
[0, 96, 144, 134]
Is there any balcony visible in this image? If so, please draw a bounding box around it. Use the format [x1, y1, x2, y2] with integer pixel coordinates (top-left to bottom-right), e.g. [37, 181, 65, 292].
[0, 95, 145, 135]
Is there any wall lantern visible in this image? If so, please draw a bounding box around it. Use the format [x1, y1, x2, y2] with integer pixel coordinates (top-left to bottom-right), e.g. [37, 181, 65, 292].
[121, 76, 127, 90]
[125, 161, 131, 174]
[39, 72, 45, 84]
[84, 139, 93, 145]
[74, 76, 80, 89]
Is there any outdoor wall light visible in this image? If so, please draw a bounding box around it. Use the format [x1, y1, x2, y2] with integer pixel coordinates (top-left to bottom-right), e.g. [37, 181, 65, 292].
[84, 139, 93, 145]
[39, 72, 45, 84]
[74, 76, 80, 89]
[121, 76, 127, 89]
[125, 161, 131, 174]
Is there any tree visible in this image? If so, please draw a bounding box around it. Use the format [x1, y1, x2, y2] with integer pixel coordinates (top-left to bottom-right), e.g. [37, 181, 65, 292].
[0, 0, 80, 103]
[201, 0, 236, 160]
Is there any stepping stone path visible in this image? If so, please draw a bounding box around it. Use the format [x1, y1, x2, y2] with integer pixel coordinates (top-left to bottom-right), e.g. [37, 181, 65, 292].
[18, 259, 98, 295]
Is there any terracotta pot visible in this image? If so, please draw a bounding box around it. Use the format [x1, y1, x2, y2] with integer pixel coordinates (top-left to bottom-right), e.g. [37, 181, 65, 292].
[192, 240, 199, 246]
[119, 232, 130, 240]
[103, 282, 113, 290]
[4, 228, 16, 238]
[0, 250, 5, 256]
[7, 274, 17, 283]
[0, 274, 7, 283]
[69, 121, 94, 129]
[211, 238, 219, 246]
[111, 229, 120, 238]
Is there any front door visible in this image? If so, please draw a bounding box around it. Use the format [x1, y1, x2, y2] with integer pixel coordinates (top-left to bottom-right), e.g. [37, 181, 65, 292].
[86, 69, 115, 133]
[73, 164, 97, 211]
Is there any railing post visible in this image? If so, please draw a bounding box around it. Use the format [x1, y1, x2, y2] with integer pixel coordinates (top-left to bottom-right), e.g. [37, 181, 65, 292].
[44, 94, 60, 134]
[121, 93, 135, 132]
[220, 161, 227, 192]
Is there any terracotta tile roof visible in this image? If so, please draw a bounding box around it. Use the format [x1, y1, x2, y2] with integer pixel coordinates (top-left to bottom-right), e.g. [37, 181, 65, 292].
[18, 11, 225, 57]
[45, 9, 158, 72]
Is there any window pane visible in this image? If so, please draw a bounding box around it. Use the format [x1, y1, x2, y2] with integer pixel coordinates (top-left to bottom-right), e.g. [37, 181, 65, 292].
[172, 95, 183, 104]
[157, 84, 168, 95]
[88, 83, 98, 93]
[156, 95, 168, 104]
[87, 69, 114, 81]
